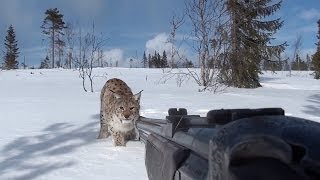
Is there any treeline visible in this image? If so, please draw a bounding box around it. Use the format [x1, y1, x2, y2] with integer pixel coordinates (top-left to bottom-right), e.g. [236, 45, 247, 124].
[1, 1, 320, 85]
[141, 50, 194, 69]
[262, 54, 313, 71]
[0, 8, 107, 70]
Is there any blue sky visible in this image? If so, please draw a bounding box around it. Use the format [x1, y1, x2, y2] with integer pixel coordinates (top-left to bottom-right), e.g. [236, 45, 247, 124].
[0, 0, 319, 67]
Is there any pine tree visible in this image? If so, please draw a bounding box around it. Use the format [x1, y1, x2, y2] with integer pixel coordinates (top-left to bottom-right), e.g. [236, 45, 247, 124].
[291, 55, 307, 71]
[142, 51, 148, 68]
[225, 0, 286, 88]
[149, 51, 158, 68]
[41, 8, 66, 68]
[161, 50, 168, 68]
[157, 52, 161, 68]
[263, 60, 282, 71]
[300, 61, 308, 71]
[291, 54, 301, 70]
[39, 56, 50, 69]
[148, 54, 152, 68]
[3, 25, 19, 70]
[312, 19, 320, 79]
[182, 58, 194, 68]
[316, 19, 320, 53]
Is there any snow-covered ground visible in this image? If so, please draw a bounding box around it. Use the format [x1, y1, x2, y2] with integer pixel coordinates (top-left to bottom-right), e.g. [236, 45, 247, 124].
[0, 68, 319, 180]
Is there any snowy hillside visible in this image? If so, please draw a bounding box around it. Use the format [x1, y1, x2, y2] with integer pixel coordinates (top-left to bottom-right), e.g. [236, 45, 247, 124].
[0, 68, 319, 180]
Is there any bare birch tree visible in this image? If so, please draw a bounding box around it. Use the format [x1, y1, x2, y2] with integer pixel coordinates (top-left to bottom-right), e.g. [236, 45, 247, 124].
[168, 12, 185, 68]
[65, 22, 75, 69]
[74, 23, 106, 92]
[188, 0, 230, 90]
[162, 0, 229, 91]
[291, 34, 303, 74]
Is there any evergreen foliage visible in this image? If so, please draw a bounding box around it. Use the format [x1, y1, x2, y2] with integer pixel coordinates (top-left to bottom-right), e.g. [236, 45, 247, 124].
[312, 19, 320, 79]
[142, 51, 148, 68]
[148, 54, 152, 68]
[224, 0, 286, 88]
[263, 60, 282, 71]
[41, 8, 66, 68]
[291, 54, 308, 71]
[39, 56, 50, 69]
[147, 50, 169, 68]
[312, 51, 320, 79]
[181, 58, 194, 68]
[161, 51, 169, 68]
[3, 25, 19, 70]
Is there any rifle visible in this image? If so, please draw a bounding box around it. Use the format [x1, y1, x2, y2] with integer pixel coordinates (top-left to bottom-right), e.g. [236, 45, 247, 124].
[136, 108, 320, 180]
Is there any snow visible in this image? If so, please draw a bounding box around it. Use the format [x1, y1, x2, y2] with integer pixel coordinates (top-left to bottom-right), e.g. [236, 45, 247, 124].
[0, 68, 319, 179]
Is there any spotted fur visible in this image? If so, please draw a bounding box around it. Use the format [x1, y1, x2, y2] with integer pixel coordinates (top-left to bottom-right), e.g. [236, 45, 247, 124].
[98, 78, 141, 146]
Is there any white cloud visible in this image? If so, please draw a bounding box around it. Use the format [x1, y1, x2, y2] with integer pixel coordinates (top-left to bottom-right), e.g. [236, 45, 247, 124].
[145, 32, 198, 66]
[103, 48, 124, 67]
[145, 33, 173, 55]
[299, 8, 320, 20]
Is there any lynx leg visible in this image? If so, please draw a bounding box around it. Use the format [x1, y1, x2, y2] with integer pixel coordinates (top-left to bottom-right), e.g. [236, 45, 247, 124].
[112, 131, 126, 146]
[126, 128, 139, 141]
[97, 111, 110, 139]
[98, 124, 110, 139]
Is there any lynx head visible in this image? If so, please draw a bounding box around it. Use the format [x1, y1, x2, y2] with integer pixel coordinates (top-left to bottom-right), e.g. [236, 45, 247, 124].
[112, 90, 142, 124]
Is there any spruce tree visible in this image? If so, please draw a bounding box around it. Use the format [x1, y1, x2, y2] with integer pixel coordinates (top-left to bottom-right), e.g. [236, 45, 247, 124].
[182, 58, 194, 68]
[150, 51, 158, 68]
[39, 56, 50, 69]
[148, 54, 152, 68]
[3, 25, 19, 70]
[142, 51, 148, 68]
[291, 54, 301, 70]
[161, 50, 168, 68]
[312, 19, 320, 79]
[157, 52, 161, 68]
[225, 0, 286, 88]
[41, 8, 66, 68]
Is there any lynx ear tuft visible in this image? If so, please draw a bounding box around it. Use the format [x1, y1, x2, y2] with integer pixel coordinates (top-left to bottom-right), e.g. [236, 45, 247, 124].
[133, 90, 143, 102]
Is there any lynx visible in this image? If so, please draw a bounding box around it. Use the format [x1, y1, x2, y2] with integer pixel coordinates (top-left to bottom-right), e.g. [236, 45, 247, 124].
[98, 78, 142, 146]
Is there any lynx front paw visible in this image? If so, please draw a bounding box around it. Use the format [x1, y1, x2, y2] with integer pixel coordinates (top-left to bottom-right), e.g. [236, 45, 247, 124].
[97, 125, 110, 139]
[112, 132, 126, 146]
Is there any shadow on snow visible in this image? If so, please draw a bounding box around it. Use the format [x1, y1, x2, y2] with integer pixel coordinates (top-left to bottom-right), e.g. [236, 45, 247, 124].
[303, 94, 320, 118]
[0, 119, 99, 180]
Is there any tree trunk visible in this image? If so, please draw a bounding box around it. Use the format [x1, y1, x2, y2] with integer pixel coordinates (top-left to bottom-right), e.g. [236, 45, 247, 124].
[52, 29, 55, 68]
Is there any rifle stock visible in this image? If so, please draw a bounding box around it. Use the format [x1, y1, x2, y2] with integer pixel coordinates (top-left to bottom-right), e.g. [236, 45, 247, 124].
[136, 108, 320, 180]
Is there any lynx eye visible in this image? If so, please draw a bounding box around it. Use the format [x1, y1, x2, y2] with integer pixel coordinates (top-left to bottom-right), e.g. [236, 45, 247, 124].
[119, 106, 124, 110]
[130, 107, 135, 110]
